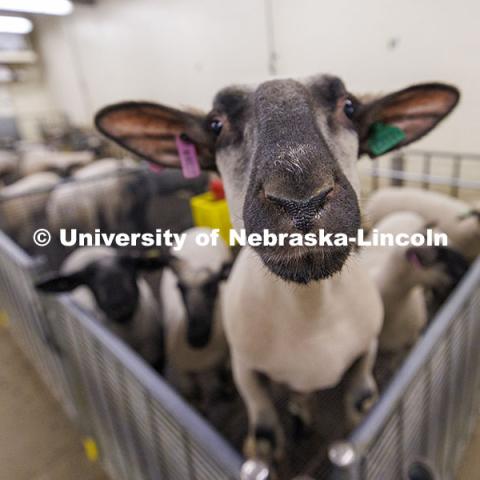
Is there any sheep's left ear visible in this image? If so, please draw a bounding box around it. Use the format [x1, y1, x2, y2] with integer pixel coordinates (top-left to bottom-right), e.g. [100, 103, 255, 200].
[358, 83, 460, 157]
[95, 102, 216, 169]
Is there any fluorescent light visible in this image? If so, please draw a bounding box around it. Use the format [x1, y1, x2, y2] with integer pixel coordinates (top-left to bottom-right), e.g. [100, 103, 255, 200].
[0, 16, 32, 34]
[0, 1, 74, 16]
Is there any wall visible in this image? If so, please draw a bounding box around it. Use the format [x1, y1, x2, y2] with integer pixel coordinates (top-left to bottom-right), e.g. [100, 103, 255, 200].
[36, 0, 270, 123]
[35, 0, 480, 153]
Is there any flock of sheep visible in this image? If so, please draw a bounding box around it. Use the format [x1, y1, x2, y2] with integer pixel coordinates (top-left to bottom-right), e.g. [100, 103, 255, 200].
[1, 73, 480, 478]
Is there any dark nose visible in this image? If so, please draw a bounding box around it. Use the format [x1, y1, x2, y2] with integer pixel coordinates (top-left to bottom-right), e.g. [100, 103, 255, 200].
[266, 186, 333, 233]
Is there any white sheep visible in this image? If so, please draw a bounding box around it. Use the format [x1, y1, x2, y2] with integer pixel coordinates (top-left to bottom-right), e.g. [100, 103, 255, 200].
[47, 158, 140, 235]
[95, 76, 459, 469]
[361, 211, 468, 354]
[160, 227, 232, 394]
[365, 187, 480, 261]
[19, 149, 94, 177]
[0, 151, 18, 185]
[0, 171, 61, 248]
[36, 246, 167, 371]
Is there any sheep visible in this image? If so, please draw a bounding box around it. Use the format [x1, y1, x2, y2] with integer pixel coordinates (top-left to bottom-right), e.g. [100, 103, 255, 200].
[0, 151, 18, 185]
[0, 171, 61, 248]
[365, 187, 480, 261]
[47, 158, 141, 236]
[95, 76, 459, 467]
[36, 246, 167, 371]
[160, 227, 233, 396]
[360, 211, 469, 355]
[19, 149, 94, 177]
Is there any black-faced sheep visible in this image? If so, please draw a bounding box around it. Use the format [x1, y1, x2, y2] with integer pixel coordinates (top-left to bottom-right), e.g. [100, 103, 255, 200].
[160, 227, 232, 395]
[361, 211, 469, 355]
[36, 246, 167, 371]
[47, 158, 141, 235]
[365, 187, 480, 261]
[95, 76, 459, 467]
[19, 149, 94, 177]
[0, 171, 61, 249]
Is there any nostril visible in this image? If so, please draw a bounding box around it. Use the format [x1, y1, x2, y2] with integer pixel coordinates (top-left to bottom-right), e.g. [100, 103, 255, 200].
[265, 186, 333, 211]
[265, 186, 333, 233]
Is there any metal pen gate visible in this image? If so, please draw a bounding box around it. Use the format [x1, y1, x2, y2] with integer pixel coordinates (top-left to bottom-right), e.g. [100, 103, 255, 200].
[0, 149, 479, 480]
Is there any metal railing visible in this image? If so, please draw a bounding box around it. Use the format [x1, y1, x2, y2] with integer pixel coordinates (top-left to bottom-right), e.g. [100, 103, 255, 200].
[0, 149, 478, 480]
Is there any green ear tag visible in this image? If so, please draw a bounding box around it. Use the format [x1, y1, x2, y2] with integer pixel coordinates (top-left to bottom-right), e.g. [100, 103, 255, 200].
[368, 122, 406, 156]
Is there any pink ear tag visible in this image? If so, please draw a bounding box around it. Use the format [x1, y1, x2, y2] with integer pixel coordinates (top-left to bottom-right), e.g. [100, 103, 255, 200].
[176, 135, 201, 178]
[148, 163, 164, 174]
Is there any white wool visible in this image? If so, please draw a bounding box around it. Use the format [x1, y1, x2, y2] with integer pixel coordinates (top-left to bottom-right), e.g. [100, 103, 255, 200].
[61, 246, 163, 364]
[223, 250, 383, 392]
[19, 150, 93, 177]
[361, 211, 446, 353]
[365, 187, 480, 261]
[0, 172, 61, 247]
[47, 158, 140, 234]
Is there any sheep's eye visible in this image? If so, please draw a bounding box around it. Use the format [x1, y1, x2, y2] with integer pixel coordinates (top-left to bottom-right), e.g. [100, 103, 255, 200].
[343, 99, 355, 119]
[209, 118, 223, 136]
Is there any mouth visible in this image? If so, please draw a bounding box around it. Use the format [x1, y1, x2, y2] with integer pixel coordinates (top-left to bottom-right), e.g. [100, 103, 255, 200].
[244, 170, 360, 283]
[187, 320, 213, 349]
[187, 330, 212, 349]
[259, 244, 354, 283]
[110, 305, 135, 324]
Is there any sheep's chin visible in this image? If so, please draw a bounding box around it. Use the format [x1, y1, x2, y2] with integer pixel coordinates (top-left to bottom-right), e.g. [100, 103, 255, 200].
[257, 245, 353, 284]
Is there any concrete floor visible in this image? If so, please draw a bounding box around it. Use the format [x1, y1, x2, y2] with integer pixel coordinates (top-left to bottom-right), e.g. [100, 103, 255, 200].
[1, 320, 480, 480]
[0, 325, 109, 480]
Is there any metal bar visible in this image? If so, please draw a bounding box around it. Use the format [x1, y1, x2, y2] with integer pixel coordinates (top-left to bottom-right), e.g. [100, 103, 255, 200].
[390, 154, 405, 186]
[422, 153, 432, 190]
[361, 168, 480, 190]
[60, 296, 244, 478]
[450, 156, 462, 197]
[348, 258, 480, 452]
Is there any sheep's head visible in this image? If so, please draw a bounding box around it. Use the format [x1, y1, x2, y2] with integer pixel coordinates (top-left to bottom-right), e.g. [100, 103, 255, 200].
[36, 251, 167, 324]
[95, 75, 459, 284]
[405, 245, 469, 291]
[165, 256, 232, 349]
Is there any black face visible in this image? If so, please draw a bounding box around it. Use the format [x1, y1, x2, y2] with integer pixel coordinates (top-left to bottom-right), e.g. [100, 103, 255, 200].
[87, 258, 140, 324]
[177, 278, 220, 349]
[212, 77, 361, 283]
[95, 76, 459, 285]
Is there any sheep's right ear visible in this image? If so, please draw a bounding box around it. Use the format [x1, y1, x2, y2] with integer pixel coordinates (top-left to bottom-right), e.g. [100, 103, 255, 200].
[357, 83, 460, 157]
[35, 272, 86, 293]
[95, 102, 216, 169]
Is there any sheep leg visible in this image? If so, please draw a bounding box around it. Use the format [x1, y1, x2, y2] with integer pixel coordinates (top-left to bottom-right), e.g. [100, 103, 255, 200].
[232, 356, 285, 464]
[288, 392, 313, 438]
[344, 339, 379, 430]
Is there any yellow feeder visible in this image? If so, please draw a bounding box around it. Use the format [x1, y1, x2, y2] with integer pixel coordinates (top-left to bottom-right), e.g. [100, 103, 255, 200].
[190, 191, 232, 244]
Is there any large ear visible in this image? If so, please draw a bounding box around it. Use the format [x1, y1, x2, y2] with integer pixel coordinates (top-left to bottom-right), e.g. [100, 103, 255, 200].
[36, 271, 86, 293]
[94, 102, 216, 169]
[358, 83, 460, 157]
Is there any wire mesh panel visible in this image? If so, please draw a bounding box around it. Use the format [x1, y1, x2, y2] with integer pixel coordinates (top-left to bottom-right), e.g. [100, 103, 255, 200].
[330, 259, 480, 480]
[0, 150, 479, 480]
[0, 231, 78, 419]
[40, 296, 243, 480]
[359, 149, 480, 201]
